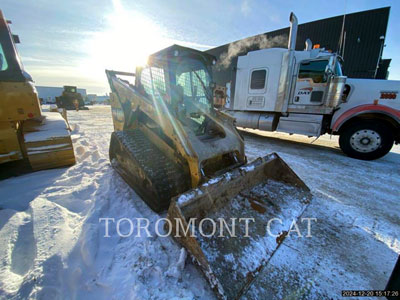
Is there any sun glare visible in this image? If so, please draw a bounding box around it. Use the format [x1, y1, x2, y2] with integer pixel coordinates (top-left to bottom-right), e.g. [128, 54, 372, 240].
[80, 0, 170, 85]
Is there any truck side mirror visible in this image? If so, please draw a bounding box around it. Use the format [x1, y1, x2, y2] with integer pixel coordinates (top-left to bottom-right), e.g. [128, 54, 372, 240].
[324, 65, 334, 82]
[326, 55, 336, 77]
[325, 65, 334, 76]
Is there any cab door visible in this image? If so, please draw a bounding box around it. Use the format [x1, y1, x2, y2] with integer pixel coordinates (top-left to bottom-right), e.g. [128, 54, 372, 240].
[292, 59, 329, 106]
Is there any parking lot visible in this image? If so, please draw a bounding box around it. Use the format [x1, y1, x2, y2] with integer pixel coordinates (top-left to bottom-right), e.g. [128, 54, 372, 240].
[0, 106, 398, 299]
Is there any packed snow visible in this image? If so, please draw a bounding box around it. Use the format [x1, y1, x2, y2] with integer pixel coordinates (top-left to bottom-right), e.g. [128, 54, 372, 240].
[0, 106, 213, 300]
[0, 105, 398, 300]
[24, 112, 70, 143]
[241, 129, 400, 300]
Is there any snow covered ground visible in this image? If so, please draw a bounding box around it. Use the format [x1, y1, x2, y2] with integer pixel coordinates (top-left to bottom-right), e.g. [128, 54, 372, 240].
[241, 130, 400, 299]
[0, 105, 398, 299]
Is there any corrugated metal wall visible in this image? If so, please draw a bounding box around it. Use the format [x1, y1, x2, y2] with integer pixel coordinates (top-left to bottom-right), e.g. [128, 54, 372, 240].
[206, 7, 390, 86]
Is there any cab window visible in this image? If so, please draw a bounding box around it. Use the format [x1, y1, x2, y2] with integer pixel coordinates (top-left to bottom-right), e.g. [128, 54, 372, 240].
[139, 67, 166, 101]
[176, 68, 211, 110]
[250, 69, 267, 89]
[151, 67, 166, 95]
[176, 71, 192, 96]
[298, 60, 328, 83]
[140, 68, 153, 97]
[0, 44, 9, 71]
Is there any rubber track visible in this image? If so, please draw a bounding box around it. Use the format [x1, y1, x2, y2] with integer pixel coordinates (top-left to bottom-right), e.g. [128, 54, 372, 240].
[111, 130, 190, 211]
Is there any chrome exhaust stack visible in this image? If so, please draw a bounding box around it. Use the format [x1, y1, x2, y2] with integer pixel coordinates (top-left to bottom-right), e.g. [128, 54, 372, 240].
[288, 12, 298, 51]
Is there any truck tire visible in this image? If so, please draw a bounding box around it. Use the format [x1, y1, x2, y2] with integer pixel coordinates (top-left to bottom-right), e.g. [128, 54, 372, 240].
[339, 120, 394, 160]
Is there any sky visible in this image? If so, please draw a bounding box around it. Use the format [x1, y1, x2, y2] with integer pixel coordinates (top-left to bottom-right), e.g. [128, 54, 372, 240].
[2, 0, 400, 95]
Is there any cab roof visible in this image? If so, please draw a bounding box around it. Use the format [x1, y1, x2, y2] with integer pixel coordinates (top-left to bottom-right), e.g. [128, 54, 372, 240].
[147, 44, 216, 66]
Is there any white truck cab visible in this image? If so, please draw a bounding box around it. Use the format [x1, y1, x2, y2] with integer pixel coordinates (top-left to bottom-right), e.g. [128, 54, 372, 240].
[224, 13, 400, 160]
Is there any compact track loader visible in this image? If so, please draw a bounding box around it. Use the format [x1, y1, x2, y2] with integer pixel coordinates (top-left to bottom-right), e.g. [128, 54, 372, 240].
[106, 45, 311, 299]
[0, 10, 75, 172]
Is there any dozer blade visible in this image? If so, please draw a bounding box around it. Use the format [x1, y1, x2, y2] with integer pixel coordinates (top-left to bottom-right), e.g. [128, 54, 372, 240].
[167, 153, 311, 300]
[23, 112, 75, 170]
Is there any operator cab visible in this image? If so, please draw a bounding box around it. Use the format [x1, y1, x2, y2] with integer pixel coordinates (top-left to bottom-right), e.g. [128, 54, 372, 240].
[0, 11, 32, 83]
[138, 45, 224, 139]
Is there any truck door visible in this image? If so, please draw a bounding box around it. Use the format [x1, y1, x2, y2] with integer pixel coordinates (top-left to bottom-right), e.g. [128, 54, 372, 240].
[293, 59, 329, 106]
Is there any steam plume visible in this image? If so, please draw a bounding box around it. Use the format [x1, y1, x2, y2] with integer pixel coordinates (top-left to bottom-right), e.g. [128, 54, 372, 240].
[217, 34, 288, 69]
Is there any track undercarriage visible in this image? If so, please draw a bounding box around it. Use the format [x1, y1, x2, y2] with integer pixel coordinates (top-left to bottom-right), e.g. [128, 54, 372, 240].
[110, 130, 191, 212]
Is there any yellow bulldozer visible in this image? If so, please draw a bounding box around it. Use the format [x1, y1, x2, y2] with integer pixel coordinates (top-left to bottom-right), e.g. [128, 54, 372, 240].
[56, 85, 88, 110]
[106, 45, 312, 299]
[0, 10, 75, 172]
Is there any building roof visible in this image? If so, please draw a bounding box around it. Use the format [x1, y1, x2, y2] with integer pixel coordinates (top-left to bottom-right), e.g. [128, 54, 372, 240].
[206, 7, 391, 84]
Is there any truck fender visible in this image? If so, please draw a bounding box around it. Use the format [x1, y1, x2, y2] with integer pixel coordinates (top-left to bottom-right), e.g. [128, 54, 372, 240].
[331, 104, 400, 132]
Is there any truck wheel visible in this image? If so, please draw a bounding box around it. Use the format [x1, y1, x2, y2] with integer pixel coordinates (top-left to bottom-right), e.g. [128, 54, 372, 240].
[339, 120, 394, 160]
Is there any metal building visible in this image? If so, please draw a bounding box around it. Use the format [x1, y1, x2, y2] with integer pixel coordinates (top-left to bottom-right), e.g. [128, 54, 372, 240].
[206, 7, 391, 87]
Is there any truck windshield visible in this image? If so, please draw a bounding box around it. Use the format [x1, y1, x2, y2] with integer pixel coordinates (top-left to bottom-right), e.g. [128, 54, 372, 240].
[298, 60, 329, 83]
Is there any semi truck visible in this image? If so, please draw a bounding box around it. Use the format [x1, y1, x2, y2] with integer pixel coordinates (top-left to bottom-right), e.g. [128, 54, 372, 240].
[220, 13, 400, 160]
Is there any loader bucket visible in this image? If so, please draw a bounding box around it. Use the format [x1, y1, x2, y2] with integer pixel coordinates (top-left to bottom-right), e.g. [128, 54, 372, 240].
[167, 153, 311, 300]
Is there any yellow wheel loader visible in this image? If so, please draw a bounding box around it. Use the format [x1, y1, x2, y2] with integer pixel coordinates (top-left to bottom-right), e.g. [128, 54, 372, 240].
[106, 45, 312, 299]
[0, 10, 75, 172]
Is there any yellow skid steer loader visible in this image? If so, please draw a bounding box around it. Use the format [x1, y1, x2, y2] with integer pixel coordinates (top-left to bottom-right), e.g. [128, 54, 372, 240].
[106, 45, 311, 299]
[0, 10, 75, 173]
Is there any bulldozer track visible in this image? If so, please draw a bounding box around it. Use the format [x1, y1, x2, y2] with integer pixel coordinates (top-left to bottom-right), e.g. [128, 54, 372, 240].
[110, 130, 190, 212]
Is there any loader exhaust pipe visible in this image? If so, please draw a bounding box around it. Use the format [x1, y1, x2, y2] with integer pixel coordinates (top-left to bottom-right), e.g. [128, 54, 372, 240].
[288, 12, 298, 51]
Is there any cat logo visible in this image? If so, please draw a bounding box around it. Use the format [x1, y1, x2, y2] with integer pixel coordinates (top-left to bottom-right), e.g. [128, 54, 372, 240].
[297, 87, 313, 95]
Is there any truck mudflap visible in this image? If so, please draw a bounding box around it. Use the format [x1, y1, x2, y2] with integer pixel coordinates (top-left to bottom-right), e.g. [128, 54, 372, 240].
[167, 153, 311, 300]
